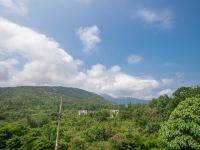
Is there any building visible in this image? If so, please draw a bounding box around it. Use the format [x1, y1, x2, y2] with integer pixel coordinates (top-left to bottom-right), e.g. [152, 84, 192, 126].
[110, 110, 119, 118]
[78, 110, 88, 116]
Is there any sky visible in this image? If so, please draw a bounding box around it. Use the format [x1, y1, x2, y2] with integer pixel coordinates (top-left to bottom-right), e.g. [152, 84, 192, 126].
[0, 0, 200, 99]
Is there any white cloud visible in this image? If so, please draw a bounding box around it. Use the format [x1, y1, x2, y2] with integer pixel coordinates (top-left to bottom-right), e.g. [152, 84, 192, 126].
[0, 17, 83, 86]
[0, 59, 18, 81]
[77, 25, 101, 53]
[0, 17, 161, 99]
[128, 54, 143, 64]
[158, 89, 173, 96]
[133, 9, 172, 29]
[0, 0, 27, 15]
[83, 64, 160, 98]
[162, 78, 173, 85]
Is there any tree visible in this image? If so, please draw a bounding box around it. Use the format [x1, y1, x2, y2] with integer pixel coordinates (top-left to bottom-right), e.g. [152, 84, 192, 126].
[168, 86, 200, 111]
[149, 95, 171, 121]
[169, 87, 192, 111]
[159, 97, 200, 150]
[0, 124, 28, 149]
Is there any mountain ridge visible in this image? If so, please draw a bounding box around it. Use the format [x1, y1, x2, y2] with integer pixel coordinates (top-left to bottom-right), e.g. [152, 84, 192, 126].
[0, 86, 112, 114]
[102, 94, 149, 105]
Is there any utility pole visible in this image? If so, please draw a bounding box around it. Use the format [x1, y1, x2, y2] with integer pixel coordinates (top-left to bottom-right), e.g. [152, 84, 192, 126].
[55, 96, 63, 150]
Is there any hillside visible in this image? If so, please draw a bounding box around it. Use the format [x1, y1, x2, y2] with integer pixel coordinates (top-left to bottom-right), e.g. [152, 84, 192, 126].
[0, 86, 111, 123]
[102, 94, 149, 105]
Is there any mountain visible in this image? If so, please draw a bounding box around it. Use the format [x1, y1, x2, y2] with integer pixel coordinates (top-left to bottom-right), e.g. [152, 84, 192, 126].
[0, 86, 111, 118]
[102, 94, 149, 105]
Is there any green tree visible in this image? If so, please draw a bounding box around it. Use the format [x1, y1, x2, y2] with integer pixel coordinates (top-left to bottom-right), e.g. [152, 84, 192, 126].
[168, 86, 200, 111]
[0, 124, 28, 149]
[149, 95, 171, 121]
[169, 87, 192, 111]
[159, 97, 200, 150]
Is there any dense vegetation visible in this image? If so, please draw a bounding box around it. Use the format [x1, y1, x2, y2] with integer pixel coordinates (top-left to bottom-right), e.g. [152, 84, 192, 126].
[0, 86, 200, 149]
[160, 97, 200, 150]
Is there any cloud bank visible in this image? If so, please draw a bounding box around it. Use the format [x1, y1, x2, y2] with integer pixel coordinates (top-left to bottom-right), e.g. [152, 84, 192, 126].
[0, 18, 161, 99]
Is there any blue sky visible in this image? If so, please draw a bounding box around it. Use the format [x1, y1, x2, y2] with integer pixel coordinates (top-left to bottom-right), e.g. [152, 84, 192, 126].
[0, 0, 200, 99]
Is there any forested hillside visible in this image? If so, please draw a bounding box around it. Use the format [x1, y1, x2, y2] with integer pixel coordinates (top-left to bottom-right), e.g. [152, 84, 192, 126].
[0, 86, 111, 122]
[0, 86, 200, 149]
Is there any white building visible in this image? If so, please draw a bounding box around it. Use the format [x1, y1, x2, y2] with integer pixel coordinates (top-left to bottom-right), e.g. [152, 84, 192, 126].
[110, 110, 119, 118]
[78, 110, 88, 116]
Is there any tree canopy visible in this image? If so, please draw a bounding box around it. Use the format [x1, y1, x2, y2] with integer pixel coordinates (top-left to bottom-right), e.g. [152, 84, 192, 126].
[160, 97, 200, 150]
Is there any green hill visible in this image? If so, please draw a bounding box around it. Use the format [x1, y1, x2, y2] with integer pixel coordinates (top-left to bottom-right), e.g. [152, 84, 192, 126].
[0, 86, 111, 123]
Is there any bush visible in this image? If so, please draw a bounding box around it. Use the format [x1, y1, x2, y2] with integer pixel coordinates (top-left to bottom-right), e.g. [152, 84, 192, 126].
[84, 125, 108, 142]
[71, 137, 85, 150]
[89, 110, 110, 122]
[109, 133, 142, 150]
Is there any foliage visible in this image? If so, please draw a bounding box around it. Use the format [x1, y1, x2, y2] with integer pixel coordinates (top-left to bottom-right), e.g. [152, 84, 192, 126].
[84, 125, 109, 142]
[160, 97, 200, 150]
[89, 110, 110, 122]
[0, 86, 200, 149]
[71, 137, 85, 150]
[0, 124, 28, 149]
[109, 132, 142, 150]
